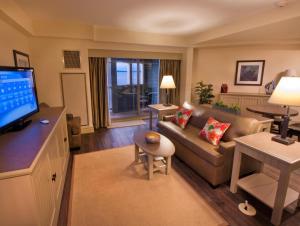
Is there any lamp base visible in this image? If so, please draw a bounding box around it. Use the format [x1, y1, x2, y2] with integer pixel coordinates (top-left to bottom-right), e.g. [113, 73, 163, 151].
[272, 135, 296, 145]
[163, 103, 172, 107]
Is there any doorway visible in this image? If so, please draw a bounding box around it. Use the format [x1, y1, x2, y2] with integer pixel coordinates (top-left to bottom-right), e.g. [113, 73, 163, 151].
[107, 58, 159, 121]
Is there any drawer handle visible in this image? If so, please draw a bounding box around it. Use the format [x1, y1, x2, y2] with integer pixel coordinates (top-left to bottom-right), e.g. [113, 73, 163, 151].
[64, 137, 67, 142]
[52, 173, 57, 182]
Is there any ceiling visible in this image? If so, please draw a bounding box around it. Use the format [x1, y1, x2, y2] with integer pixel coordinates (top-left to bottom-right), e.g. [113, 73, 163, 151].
[14, 0, 291, 36]
[199, 16, 300, 46]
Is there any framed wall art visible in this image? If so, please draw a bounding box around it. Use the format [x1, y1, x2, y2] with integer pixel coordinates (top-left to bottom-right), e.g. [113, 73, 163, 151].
[13, 50, 30, 67]
[235, 60, 265, 86]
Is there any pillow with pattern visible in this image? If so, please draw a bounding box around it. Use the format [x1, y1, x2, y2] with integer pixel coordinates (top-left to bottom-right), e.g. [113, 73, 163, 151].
[172, 108, 193, 129]
[199, 117, 231, 146]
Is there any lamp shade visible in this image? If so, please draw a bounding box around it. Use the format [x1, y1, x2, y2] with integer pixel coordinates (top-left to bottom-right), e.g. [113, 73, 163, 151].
[268, 76, 300, 106]
[160, 75, 176, 89]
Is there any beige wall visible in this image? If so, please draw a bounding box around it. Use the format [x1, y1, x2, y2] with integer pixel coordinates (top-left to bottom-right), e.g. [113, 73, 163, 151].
[0, 17, 30, 66]
[193, 45, 300, 120]
[193, 45, 300, 96]
[30, 37, 187, 128]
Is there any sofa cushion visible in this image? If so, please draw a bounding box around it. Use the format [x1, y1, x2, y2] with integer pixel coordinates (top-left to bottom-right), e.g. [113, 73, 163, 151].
[189, 105, 259, 142]
[158, 121, 224, 166]
[172, 108, 193, 129]
[200, 117, 231, 145]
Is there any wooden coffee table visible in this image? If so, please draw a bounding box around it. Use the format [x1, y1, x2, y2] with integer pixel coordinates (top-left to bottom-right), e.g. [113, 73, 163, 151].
[133, 131, 175, 180]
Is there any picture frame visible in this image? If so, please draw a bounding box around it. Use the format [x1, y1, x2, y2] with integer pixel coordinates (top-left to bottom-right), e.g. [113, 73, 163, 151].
[234, 60, 265, 86]
[13, 50, 31, 67]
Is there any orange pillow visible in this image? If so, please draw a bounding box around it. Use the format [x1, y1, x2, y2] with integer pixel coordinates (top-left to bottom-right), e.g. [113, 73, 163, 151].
[199, 117, 231, 145]
[172, 108, 193, 129]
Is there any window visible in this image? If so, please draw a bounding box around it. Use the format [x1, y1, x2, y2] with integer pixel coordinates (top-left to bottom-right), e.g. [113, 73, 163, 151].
[132, 63, 144, 85]
[116, 62, 130, 86]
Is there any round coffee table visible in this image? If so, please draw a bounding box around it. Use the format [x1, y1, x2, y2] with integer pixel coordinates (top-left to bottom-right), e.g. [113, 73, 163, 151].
[133, 130, 175, 180]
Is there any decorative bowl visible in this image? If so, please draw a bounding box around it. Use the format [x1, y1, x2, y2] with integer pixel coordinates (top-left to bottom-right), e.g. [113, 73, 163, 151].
[145, 131, 161, 144]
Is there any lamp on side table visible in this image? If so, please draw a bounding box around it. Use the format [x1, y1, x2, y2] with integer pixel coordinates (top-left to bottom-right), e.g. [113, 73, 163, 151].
[160, 75, 176, 106]
[268, 75, 300, 145]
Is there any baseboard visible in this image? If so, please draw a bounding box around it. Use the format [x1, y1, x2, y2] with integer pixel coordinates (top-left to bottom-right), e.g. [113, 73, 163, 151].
[81, 126, 94, 134]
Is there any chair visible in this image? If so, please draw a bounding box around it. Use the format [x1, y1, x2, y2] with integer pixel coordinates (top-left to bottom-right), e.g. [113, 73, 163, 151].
[66, 114, 82, 149]
[288, 122, 300, 142]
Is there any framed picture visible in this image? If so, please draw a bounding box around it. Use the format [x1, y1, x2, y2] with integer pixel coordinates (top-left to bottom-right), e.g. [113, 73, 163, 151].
[235, 60, 265, 86]
[13, 50, 30, 67]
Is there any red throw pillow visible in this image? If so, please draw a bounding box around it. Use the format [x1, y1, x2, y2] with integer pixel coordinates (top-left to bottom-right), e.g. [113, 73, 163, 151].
[199, 117, 231, 146]
[172, 108, 193, 129]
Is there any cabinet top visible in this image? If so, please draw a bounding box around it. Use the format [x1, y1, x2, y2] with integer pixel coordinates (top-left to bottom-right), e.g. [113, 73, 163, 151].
[0, 107, 65, 178]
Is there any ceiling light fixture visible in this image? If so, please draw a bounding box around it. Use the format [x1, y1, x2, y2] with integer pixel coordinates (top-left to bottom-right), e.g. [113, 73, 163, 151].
[275, 0, 289, 8]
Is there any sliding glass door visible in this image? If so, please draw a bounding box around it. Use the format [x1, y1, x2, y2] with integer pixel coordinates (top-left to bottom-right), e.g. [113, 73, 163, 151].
[107, 58, 159, 120]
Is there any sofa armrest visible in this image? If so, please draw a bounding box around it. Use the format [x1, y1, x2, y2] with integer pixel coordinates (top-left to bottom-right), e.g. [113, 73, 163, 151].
[163, 115, 175, 121]
[217, 141, 236, 155]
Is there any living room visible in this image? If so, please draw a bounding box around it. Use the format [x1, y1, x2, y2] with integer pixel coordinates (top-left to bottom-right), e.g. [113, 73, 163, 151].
[1, 0, 300, 226]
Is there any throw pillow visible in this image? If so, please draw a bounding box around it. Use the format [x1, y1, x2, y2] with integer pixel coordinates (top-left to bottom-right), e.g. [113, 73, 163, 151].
[172, 108, 193, 129]
[199, 117, 231, 146]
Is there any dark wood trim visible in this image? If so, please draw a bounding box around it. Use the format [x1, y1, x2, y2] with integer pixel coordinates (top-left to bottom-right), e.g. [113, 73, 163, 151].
[13, 50, 31, 67]
[234, 60, 265, 86]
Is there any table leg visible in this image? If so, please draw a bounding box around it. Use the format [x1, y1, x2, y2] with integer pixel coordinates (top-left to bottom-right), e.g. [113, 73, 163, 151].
[149, 110, 153, 130]
[135, 144, 139, 163]
[166, 156, 171, 175]
[148, 155, 154, 180]
[271, 170, 291, 226]
[230, 149, 242, 193]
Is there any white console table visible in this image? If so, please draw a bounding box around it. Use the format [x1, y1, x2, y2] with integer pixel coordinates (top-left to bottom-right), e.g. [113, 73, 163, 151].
[0, 107, 69, 226]
[230, 132, 300, 226]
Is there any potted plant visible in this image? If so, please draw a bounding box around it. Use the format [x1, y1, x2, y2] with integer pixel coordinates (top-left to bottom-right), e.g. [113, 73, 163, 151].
[194, 81, 215, 104]
[213, 101, 241, 115]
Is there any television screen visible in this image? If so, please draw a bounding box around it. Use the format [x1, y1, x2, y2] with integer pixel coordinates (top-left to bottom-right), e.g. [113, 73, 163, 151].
[0, 67, 39, 131]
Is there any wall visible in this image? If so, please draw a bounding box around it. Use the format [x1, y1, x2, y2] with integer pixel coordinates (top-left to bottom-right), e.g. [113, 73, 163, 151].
[193, 44, 300, 120]
[29, 37, 187, 129]
[0, 17, 30, 66]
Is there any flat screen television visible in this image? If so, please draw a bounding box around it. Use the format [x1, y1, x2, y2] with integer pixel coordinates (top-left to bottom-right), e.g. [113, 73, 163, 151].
[0, 67, 39, 132]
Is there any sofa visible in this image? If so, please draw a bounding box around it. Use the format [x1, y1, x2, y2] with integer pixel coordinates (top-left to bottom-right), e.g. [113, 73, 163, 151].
[158, 105, 272, 186]
[66, 114, 82, 149]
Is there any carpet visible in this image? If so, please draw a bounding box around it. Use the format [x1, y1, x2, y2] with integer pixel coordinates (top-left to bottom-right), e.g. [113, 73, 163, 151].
[68, 146, 228, 226]
[108, 120, 146, 128]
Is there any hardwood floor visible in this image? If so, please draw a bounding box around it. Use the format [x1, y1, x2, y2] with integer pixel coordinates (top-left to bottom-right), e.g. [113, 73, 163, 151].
[58, 120, 300, 226]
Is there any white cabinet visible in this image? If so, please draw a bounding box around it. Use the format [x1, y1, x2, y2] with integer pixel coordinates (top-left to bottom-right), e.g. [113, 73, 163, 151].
[0, 108, 69, 226]
[218, 93, 271, 116]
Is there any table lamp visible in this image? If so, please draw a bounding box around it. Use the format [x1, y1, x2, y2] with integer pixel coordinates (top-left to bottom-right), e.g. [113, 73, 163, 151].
[160, 75, 176, 106]
[268, 75, 300, 145]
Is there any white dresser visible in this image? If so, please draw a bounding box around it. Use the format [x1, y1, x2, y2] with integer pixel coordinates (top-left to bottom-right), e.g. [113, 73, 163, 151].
[0, 107, 69, 226]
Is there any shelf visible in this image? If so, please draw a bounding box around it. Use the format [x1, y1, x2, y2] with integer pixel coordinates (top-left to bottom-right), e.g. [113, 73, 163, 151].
[237, 173, 299, 208]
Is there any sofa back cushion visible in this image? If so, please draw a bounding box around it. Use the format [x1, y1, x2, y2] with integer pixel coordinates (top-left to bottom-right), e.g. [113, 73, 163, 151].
[189, 105, 259, 142]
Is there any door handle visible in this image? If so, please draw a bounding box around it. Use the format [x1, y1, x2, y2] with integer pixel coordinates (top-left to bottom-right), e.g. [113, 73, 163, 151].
[52, 173, 57, 182]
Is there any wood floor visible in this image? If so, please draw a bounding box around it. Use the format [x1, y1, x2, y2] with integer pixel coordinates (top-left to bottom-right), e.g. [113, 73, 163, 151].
[58, 120, 300, 226]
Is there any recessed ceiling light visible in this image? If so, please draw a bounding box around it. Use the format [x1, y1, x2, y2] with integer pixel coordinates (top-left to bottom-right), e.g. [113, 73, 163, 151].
[275, 0, 289, 7]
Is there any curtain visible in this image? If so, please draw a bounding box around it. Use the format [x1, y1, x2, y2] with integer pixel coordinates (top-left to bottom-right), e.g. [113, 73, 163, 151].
[159, 59, 181, 105]
[89, 57, 109, 129]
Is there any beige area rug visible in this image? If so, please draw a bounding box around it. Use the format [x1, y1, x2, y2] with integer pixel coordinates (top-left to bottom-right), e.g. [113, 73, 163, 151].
[68, 146, 228, 226]
[108, 120, 146, 128]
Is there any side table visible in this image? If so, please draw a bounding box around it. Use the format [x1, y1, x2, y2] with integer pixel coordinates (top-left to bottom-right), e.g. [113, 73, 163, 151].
[148, 104, 178, 130]
[230, 132, 300, 226]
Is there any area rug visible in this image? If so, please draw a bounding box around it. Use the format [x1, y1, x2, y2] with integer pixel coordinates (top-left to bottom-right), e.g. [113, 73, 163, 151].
[108, 120, 146, 128]
[68, 146, 228, 226]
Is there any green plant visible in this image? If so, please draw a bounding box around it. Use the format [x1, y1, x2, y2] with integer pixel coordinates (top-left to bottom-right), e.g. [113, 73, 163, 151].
[194, 81, 215, 104]
[213, 101, 241, 114]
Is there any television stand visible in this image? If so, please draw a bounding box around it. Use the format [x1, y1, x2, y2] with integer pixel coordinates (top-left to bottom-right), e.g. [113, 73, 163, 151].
[7, 120, 32, 132]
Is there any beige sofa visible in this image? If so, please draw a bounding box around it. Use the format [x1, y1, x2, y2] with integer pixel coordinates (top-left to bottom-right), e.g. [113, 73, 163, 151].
[158, 105, 272, 186]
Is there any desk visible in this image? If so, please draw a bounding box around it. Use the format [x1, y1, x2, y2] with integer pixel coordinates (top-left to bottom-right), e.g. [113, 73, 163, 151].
[230, 132, 300, 226]
[148, 104, 178, 130]
[247, 105, 298, 117]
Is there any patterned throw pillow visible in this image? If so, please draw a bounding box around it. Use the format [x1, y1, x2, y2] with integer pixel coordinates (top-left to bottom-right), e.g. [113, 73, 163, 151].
[199, 117, 231, 146]
[172, 108, 193, 129]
